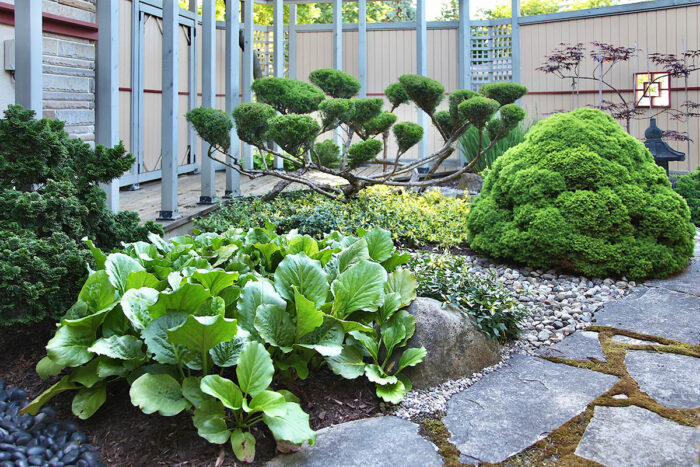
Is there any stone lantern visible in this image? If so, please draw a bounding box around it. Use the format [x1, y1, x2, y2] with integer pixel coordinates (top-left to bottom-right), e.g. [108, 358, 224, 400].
[643, 118, 685, 176]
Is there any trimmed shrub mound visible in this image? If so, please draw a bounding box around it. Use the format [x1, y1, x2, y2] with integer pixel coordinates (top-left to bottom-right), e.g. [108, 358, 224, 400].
[466, 108, 695, 280]
[674, 167, 700, 227]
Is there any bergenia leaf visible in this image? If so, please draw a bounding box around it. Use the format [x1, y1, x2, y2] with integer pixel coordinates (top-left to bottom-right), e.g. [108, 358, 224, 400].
[325, 346, 366, 379]
[331, 260, 387, 318]
[375, 379, 406, 404]
[254, 305, 295, 353]
[200, 375, 243, 410]
[46, 325, 95, 367]
[193, 399, 231, 445]
[263, 402, 316, 446]
[363, 227, 394, 263]
[88, 335, 145, 361]
[167, 314, 238, 355]
[237, 279, 286, 336]
[71, 383, 106, 420]
[129, 373, 188, 416]
[245, 390, 287, 417]
[384, 268, 417, 307]
[231, 429, 256, 463]
[364, 364, 398, 385]
[236, 342, 274, 398]
[397, 347, 427, 373]
[105, 253, 146, 294]
[294, 288, 324, 340]
[274, 253, 329, 308]
[337, 237, 369, 272]
[121, 287, 160, 330]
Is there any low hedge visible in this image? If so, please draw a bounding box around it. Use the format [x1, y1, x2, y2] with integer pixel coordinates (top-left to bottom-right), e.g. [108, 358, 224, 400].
[196, 186, 471, 248]
[675, 167, 700, 227]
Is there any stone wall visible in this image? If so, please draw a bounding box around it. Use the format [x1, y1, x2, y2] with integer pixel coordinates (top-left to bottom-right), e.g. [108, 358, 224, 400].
[0, 0, 97, 140]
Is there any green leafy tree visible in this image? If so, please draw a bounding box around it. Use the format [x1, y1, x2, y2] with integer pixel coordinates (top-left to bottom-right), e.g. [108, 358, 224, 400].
[674, 167, 700, 227]
[478, 0, 617, 18]
[467, 108, 695, 280]
[0, 106, 162, 326]
[187, 69, 527, 201]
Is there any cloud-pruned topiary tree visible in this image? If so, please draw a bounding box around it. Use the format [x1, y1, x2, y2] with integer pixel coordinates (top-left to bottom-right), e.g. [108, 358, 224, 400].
[186, 69, 527, 201]
[466, 108, 695, 280]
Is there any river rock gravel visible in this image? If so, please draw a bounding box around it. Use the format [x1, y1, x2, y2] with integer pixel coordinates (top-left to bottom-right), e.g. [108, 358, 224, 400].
[393, 254, 637, 419]
[0, 380, 104, 467]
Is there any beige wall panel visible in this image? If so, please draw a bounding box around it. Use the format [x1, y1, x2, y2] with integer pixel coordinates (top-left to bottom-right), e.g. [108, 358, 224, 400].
[119, 91, 131, 151]
[520, 5, 700, 172]
[119, 1, 132, 88]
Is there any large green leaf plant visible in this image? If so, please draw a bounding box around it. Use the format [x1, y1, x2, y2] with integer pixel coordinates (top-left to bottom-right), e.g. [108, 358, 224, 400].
[27, 226, 424, 461]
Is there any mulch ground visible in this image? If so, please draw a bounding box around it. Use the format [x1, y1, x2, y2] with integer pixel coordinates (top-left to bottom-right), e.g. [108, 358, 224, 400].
[0, 320, 382, 466]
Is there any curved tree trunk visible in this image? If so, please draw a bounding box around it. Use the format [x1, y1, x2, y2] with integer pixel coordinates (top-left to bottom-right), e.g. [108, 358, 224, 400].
[239, 29, 263, 79]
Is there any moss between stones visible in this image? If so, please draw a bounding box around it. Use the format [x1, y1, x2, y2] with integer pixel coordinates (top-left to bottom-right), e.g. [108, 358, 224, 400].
[496, 325, 700, 466]
[416, 325, 699, 466]
[414, 412, 463, 466]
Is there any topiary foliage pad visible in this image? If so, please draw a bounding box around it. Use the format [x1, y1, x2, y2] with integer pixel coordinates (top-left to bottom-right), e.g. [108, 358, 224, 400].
[466, 108, 695, 281]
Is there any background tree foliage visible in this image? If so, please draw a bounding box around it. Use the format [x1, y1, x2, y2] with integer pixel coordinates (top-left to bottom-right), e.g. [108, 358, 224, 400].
[437, 0, 619, 20]
[179, 0, 415, 24]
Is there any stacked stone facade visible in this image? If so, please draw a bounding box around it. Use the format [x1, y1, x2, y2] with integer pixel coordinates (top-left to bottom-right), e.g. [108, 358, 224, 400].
[0, 0, 97, 140]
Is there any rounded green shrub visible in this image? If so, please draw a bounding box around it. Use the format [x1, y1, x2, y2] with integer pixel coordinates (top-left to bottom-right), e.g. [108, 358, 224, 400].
[268, 114, 320, 157]
[478, 82, 528, 106]
[459, 96, 500, 129]
[232, 102, 277, 147]
[186, 107, 232, 151]
[349, 98, 384, 127]
[363, 112, 397, 136]
[397, 74, 445, 115]
[251, 77, 325, 114]
[393, 122, 424, 155]
[674, 167, 700, 227]
[309, 68, 361, 98]
[434, 110, 453, 136]
[467, 108, 695, 280]
[385, 82, 410, 109]
[348, 139, 383, 166]
[318, 98, 354, 129]
[449, 89, 477, 124]
[313, 139, 341, 168]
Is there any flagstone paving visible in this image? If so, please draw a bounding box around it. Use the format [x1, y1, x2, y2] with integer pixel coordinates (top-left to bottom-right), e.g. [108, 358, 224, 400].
[442, 355, 618, 464]
[268, 234, 700, 466]
[575, 405, 700, 467]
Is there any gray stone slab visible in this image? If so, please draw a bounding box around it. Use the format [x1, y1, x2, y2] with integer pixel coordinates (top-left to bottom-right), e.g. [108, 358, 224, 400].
[611, 335, 657, 345]
[537, 331, 606, 361]
[626, 350, 700, 409]
[265, 416, 443, 467]
[594, 287, 700, 345]
[444, 355, 618, 464]
[647, 259, 700, 296]
[575, 405, 700, 467]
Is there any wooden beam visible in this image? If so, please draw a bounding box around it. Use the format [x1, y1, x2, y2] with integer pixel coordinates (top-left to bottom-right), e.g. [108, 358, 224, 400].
[200, 0, 217, 204]
[96, 0, 120, 212]
[158, 0, 181, 220]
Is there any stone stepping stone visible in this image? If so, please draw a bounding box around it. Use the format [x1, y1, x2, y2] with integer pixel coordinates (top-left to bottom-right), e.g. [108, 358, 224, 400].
[575, 405, 700, 466]
[537, 331, 606, 361]
[647, 258, 700, 296]
[625, 350, 700, 409]
[265, 416, 443, 467]
[594, 287, 700, 345]
[443, 355, 618, 464]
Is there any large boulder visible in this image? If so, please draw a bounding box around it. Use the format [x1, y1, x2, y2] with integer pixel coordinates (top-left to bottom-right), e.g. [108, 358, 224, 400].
[402, 297, 501, 389]
[458, 172, 483, 194]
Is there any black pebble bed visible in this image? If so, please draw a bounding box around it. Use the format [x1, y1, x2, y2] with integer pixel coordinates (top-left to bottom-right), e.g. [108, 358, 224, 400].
[0, 380, 104, 467]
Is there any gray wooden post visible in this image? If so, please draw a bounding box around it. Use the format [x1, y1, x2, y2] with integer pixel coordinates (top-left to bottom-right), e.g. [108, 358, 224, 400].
[288, 4, 297, 79]
[158, 0, 180, 220]
[188, 0, 199, 174]
[333, 0, 342, 146]
[416, 0, 429, 162]
[129, 0, 144, 188]
[273, 0, 284, 170]
[511, 0, 521, 83]
[96, 0, 120, 212]
[225, 0, 241, 197]
[15, 0, 42, 116]
[333, 0, 342, 71]
[241, 0, 254, 170]
[358, 0, 367, 98]
[200, 0, 217, 204]
[457, 0, 471, 166]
